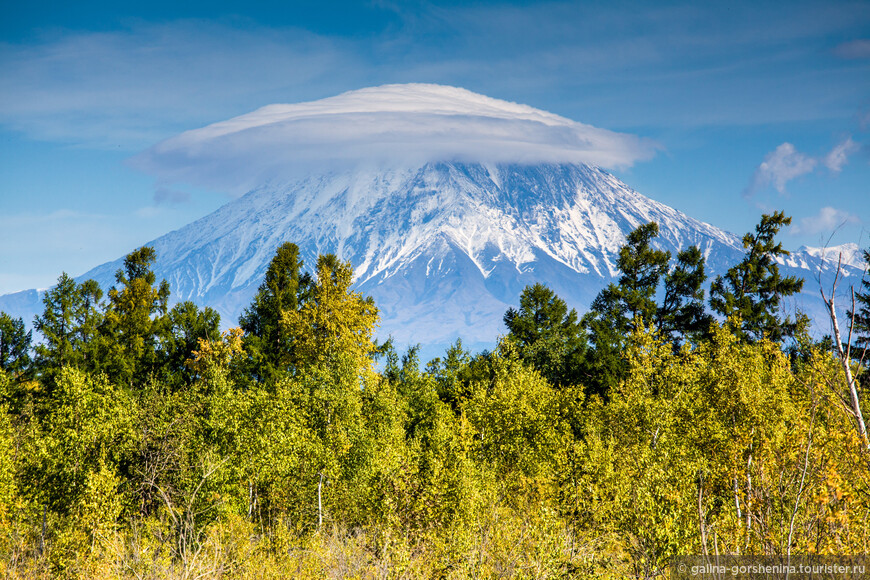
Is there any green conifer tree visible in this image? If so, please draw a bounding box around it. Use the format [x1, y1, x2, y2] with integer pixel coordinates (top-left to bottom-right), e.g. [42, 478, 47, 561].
[846, 247, 870, 349]
[34, 273, 81, 371]
[582, 222, 670, 395]
[100, 246, 170, 386]
[657, 245, 712, 344]
[33, 273, 103, 377]
[614, 222, 672, 325]
[504, 282, 586, 388]
[709, 211, 806, 342]
[239, 242, 312, 382]
[158, 301, 221, 386]
[582, 222, 711, 395]
[0, 312, 31, 376]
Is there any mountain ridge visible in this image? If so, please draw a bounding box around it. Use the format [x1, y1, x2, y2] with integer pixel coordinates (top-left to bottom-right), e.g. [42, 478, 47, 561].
[1, 162, 864, 355]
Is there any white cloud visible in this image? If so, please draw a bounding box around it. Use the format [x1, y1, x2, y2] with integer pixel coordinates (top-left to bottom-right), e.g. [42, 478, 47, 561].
[131, 84, 659, 194]
[0, 21, 354, 148]
[745, 137, 863, 198]
[745, 142, 816, 196]
[823, 137, 860, 172]
[791, 206, 861, 235]
[1, 5, 868, 149]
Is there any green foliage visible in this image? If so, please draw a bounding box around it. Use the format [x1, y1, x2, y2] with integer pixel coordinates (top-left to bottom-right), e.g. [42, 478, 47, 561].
[658, 245, 713, 344]
[0, 312, 31, 376]
[425, 339, 473, 412]
[710, 211, 806, 342]
[239, 241, 312, 382]
[574, 322, 870, 575]
[4, 234, 870, 578]
[33, 274, 103, 380]
[613, 222, 672, 325]
[377, 347, 478, 534]
[100, 247, 170, 386]
[466, 341, 568, 481]
[157, 300, 221, 387]
[582, 221, 710, 396]
[228, 374, 316, 524]
[282, 254, 379, 375]
[504, 282, 586, 387]
[846, 247, 870, 348]
[0, 380, 16, 526]
[22, 368, 137, 517]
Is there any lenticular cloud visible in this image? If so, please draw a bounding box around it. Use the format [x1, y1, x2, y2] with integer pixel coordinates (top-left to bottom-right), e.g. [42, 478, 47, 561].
[133, 84, 658, 194]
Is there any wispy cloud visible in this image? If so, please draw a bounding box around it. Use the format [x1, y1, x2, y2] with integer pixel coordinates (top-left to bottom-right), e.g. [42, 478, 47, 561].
[745, 143, 817, 197]
[0, 21, 356, 148]
[823, 137, 860, 172]
[790, 206, 861, 235]
[131, 84, 660, 194]
[1, 2, 869, 149]
[745, 137, 861, 198]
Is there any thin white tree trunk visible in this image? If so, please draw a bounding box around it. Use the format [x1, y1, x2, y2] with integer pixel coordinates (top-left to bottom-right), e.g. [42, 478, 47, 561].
[698, 472, 709, 557]
[821, 269, 869, 448]
[317, 472, 324, 530]
[745, 442, 753, 547]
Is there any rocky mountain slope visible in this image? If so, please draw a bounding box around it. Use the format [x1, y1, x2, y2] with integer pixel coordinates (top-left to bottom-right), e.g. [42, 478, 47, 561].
[1, 161, 856, 356]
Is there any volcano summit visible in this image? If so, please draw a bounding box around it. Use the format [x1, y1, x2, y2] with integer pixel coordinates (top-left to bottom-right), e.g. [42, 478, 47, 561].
[1, 85, 859, 354]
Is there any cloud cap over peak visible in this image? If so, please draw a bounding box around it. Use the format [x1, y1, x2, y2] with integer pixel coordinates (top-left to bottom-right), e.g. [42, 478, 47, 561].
[132, 84, 659, 194]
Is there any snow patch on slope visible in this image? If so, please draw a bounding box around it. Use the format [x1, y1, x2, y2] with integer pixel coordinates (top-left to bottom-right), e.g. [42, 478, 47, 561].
[64, 162, 749, 349]
[1, 162, 863, 353]
[794, 243, 866, 272]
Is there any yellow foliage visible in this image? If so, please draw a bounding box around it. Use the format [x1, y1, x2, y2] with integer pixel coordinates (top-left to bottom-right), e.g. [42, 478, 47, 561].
[186, 327, 244, 374]
[281, 256, 378, 375]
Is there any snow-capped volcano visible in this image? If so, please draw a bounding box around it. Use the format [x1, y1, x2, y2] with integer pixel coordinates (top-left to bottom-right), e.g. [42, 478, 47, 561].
[78, 161, 747, 348]
[1, 85, 864, 354]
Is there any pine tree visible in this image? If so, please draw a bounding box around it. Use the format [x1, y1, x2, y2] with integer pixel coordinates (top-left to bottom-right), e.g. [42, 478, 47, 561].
[504, 282, 585, 388]
[582, 222, 711, 395]
[614, 222, 672, 325]
[100, 246, 170, 386]
[582, 222, 670, 395]
[657, 245, 712, 345]
[75, 279, 104, 370]
[0, 312, 31, 376]
[846, 247, 870, 349]
[33, 273, 103, 376]
[158, 301, 221, 386]
[709, 211, 806, 342]
[239, 242, 312, 382]
[34, 273, 80, 370]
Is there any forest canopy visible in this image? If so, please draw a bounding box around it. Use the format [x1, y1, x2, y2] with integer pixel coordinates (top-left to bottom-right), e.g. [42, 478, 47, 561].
[0, 216, 868, 579]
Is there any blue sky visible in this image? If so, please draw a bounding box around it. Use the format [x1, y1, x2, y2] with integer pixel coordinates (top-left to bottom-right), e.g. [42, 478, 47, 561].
[1, 0, 868, 294]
